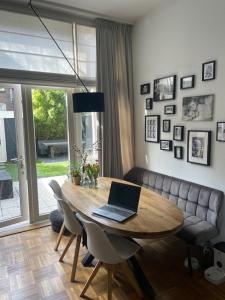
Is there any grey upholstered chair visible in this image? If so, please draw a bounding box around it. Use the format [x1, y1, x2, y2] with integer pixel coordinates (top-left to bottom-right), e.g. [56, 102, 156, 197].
[77, 213, 142, 300]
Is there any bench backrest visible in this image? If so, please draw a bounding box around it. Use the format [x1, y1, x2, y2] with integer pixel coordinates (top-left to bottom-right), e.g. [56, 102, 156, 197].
[124, 167, 223, 227]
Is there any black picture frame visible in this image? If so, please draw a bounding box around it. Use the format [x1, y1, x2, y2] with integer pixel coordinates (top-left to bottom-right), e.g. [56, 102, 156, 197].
[216, 122, 225, 142]
[153, 75, 176, 101]
[145, 115, 160, 143]
[146, 98, 153, 110]
[182, 94, 214, 121]
[174, 146, 183, 159]
[163, 119, 171, 132]
[164, 105, 176, 115]
[160, 140, 173, 151]
[180, 75, 195, 89]
[202, 60, 216, 81]
[187, 130, 211, 166]
[140, 83, 150, 95]
[173, 126, 184, 141]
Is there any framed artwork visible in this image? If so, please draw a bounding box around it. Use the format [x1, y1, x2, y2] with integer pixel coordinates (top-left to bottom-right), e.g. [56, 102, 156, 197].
[163, 119, 171, 132]
[164, 105, 176, 115]
[216, 122, 225, 142]
[146, 98, 153, 110]
[173, 126, 184, 141]
[180, 75, 195, 89]
[187, 130, 211, 166]
[174, 146, 183, 159]
[140, 83, 150, 95]
[160, 140, 173, 151]
[182, 94, 214, 121]
[153, 75, 176, 101]
[202, 60, 216, 81]
[145, 115, 160, 143]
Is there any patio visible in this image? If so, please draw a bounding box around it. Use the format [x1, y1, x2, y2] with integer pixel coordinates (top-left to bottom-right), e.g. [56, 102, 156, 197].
[0, 175, 66, 222]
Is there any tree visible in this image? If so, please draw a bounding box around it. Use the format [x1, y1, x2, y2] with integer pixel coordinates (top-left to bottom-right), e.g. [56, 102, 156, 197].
[32, 89, 66, 140]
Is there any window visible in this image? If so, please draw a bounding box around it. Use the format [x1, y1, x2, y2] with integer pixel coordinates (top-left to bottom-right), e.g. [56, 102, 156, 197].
[0, 10, 74, 74]
[76, 25, 96, 80]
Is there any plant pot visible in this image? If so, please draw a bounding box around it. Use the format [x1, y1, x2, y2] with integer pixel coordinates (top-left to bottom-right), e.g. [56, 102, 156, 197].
[72, 175, 81, 185]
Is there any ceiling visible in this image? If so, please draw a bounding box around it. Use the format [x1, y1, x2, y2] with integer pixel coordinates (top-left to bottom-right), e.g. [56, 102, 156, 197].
[43, 0, 161, 23]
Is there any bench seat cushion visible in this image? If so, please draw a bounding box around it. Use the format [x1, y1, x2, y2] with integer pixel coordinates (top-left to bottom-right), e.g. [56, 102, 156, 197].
[177, 212, 218, 244]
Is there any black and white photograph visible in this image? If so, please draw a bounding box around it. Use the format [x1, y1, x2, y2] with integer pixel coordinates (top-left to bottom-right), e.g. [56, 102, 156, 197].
[180, 75, 195, 89]
[217, 122, 225, 142]
[202, 60, 216, 81]
[173, 126, 184, 141]
[140, 83, 150, 95]
[187, 130, 211, 166]
[182, 94, 214, 121]
[163, 119, 171, 132]
[146, 98, 153, 110]
[145, 115, 160, 143]
[160, 140, 173, 151]
[154, 75, 176, 101]
[174, 146, 183, 159]
[164, 105, 176, 115]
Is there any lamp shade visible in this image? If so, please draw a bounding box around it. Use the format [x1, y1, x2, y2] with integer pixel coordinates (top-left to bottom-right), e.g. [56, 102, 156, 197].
[73, 92, 104, 113]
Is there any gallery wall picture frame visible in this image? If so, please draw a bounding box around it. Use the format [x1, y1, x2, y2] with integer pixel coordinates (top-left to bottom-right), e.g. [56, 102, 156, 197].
[216, 122, 225, 142]
[160, 140, 173, 151]
[140, 83, 150, 95]
[145, 115, 160, 143]
[173, 125, 184, 141]
[146, 98, 153, 110]
[202, 60, 216, 81]
[182, 94, 214, 121]
[187, 130, 211, 166]
[163, 119, 171, 132]
[153, 75, 176, 101]
[180, 75, 195, 89]
[164, 105, 176, 115]
[174, 146, 183, 159]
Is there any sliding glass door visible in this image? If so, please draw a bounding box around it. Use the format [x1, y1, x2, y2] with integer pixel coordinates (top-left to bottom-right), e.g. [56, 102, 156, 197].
[0, 84, 28, 227]
[23, 85, 74, 222]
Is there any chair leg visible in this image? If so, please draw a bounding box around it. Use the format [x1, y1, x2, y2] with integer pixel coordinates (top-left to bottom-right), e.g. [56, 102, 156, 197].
[120, 262, 143, 298]
[186, 244, 193, 276]
[59, 235, 75, 262]
[107, 267, 113, 300]
[71, 235, 82, 282]
[80, 261, 102, 297]
[54, 222, 65, 251]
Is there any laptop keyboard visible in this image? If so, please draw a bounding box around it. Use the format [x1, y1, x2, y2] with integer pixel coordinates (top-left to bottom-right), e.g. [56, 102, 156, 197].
[104, 205, 132, 217]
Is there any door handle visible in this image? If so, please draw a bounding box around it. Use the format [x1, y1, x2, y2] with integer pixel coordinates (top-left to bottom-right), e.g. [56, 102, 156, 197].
[11, 158, 23, 162]
[11, 157, 24, 169]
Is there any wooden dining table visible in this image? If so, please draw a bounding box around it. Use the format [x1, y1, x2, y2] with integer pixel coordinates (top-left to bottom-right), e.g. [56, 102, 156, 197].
[62, 177, 184, 298]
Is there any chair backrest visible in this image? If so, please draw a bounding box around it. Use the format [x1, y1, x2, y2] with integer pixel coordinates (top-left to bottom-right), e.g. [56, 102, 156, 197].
[49, 180, 63, 213]
[58, 198, 82, 235]
[77, 213, 123, 264]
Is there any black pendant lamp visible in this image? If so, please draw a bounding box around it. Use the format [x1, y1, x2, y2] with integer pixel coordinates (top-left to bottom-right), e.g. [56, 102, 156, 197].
[29, 0, 104, 113]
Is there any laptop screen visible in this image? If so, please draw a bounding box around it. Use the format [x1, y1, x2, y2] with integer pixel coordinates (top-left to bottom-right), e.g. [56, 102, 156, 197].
[108, 181, 141, 212]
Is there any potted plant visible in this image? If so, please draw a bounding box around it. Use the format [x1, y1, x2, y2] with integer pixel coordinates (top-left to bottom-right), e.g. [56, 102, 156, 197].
[70, 163, 81, 185]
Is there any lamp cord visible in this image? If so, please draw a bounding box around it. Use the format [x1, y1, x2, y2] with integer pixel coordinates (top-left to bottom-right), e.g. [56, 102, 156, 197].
[28, 0, 89, 93]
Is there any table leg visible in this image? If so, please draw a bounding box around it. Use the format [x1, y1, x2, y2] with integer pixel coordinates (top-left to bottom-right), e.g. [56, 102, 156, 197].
[81, 252, 95, 267]
[128, 256, 155, 299]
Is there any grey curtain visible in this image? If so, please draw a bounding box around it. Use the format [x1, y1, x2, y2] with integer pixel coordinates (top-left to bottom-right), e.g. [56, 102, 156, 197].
[96, 18, 135, 178]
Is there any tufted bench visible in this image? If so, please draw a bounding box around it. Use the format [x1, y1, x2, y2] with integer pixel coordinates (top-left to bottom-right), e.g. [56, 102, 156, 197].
[124, 167, 223, 272]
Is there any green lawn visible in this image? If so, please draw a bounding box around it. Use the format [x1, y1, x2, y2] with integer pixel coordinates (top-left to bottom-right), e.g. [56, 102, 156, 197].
[4, 161, 68, 181]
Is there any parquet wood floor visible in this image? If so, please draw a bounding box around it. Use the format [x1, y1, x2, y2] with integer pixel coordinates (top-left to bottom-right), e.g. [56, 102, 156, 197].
[0, 226, 225, 300]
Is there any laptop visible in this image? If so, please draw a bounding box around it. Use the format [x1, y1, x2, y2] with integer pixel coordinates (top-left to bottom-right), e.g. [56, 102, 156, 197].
[92, 181, 141, 222]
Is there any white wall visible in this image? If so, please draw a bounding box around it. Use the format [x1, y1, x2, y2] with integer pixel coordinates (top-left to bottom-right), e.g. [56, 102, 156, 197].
[132, 0, 225, 241]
